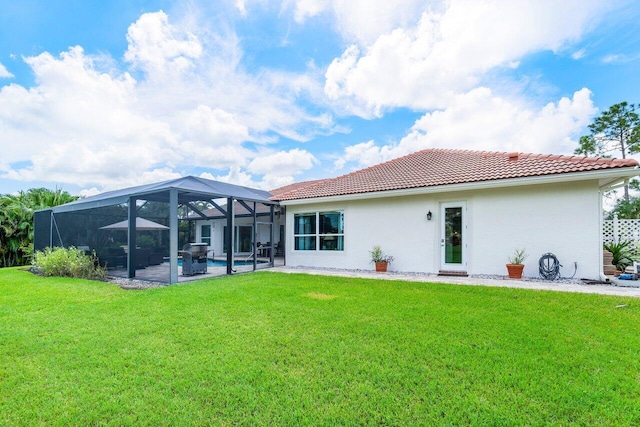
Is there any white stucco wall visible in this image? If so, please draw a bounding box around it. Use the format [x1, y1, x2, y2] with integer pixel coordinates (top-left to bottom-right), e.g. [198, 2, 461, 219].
[284, 180, 602, 279]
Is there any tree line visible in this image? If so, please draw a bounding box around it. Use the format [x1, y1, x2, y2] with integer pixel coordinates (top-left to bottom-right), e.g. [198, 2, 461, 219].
[575, 101, 640, 217]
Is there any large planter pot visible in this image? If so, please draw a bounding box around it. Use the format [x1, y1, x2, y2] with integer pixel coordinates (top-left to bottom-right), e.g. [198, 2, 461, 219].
[375, 261, 389, 272]
[603, 249, 616, 276]
[506, 263, 525, 279]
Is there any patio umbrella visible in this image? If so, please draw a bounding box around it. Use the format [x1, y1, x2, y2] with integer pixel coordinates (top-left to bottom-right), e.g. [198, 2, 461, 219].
[99, 218, 169, 230]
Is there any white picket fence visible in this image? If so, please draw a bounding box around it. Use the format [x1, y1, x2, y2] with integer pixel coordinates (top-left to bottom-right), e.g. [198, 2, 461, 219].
[603, 214, 640, 243]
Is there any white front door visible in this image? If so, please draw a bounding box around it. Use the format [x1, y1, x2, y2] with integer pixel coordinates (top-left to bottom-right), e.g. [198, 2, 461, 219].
[440, 202, 466, 271]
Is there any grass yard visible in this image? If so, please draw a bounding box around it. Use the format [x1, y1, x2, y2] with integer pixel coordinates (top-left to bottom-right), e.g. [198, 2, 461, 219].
[1, 267, 639, 425]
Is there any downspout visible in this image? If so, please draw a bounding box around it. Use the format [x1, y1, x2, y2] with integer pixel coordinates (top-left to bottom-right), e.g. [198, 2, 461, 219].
[598, 189, 608, 282]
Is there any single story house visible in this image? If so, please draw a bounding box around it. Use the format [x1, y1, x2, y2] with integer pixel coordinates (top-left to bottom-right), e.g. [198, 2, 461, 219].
[269, 148, 639, 280]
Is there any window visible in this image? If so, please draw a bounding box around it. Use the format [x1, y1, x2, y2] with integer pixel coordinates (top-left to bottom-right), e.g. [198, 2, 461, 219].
[294, 213, 316, 250]
[294, 211, 344, 251]
[200, 224, 211, 245]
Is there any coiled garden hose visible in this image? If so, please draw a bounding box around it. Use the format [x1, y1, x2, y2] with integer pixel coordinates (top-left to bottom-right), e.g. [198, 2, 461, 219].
[539, 253, 577, 280]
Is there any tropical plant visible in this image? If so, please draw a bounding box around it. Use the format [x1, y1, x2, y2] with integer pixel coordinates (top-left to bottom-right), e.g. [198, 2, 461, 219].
[507, 248, 528, 265]
[603, 240, 635, 271]
[369, 245, 394, 264]
[0, 188, 77, 267]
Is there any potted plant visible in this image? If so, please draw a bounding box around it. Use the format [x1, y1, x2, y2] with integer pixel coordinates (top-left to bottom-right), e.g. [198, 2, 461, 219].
[369, 245, 394, 272]
[506, 248, 528, 279]
[603, 240, 634, 273]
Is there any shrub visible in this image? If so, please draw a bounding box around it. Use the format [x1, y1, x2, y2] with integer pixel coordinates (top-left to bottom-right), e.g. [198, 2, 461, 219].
[32, 246, 107, 280]
[136, 234, 157, 249]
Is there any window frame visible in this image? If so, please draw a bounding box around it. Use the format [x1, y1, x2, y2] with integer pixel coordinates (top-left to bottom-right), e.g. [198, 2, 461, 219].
[293, 210, 344, 251]
[200, 224, 211, 246]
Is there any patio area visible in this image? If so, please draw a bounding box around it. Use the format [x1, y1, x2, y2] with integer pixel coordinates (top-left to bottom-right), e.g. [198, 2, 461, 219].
[108, 256, 285, 283]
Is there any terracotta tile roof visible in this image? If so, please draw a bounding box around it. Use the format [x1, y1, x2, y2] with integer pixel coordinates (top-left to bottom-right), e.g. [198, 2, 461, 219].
[273, 149, 638, 201]
[269, 179, 330, 200]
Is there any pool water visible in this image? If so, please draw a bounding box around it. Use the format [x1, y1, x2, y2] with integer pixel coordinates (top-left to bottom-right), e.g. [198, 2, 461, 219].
[168, 259, 266, 267]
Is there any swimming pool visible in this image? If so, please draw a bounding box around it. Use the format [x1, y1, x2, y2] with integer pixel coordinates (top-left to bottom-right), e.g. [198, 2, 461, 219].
[168, 259, 267, 267]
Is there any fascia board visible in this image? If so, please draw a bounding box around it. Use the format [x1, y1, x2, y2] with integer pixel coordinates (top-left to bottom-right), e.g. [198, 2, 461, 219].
[280, 167, 640, 206]
[51, 195, 130, 213]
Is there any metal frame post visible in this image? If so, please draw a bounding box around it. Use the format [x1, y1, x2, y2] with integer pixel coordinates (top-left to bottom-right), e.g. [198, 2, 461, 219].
[226, 197, 234, 275]
[169, 189, 179, 284]
[127, 197, 137, 279]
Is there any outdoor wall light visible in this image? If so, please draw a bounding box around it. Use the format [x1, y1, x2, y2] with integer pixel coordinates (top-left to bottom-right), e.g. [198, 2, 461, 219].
[426, 210, 432, 221]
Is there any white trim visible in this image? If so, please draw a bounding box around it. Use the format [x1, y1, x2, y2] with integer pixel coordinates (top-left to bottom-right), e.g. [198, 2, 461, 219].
[279, 167, 639, 206]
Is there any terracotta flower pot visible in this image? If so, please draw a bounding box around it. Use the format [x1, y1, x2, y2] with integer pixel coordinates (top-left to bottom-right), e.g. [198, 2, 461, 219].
[375, 261, 388, 272]
[506, 263, 525, 279]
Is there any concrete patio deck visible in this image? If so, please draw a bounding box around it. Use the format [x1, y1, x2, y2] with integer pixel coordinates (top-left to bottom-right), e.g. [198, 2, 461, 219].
[107, 256, 285, 283]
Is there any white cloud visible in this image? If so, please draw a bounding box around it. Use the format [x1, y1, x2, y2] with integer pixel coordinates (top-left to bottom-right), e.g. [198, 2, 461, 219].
[0, 10, 334, 192]
[601, 53, 640, 64]
[0, 63, 13, 78]
[207, 166, 258, 188]
[79, 187, 101, 198]
[185, 105, 249, 146]
[235, 0, 248, 17]
[124, 11, 202, 78]
[333, 140, 386, 170]
[324, 0, 607, 116]
[334, 88, 597, 170]
[177, 105, 254, 169]
[572, 48, 587, 60]
[197, 148, 318, 191]
[248, 148, 317, 175]
[288, 0, 426, 45]
[0, 1, 620, 195]
[0, 46, 179, 188]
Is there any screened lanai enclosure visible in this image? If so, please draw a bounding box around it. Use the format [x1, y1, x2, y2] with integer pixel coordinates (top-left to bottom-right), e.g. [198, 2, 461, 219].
[33, 176, 281, 284]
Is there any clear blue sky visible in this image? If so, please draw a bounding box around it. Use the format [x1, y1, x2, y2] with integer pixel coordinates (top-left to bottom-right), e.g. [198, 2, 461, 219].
[0, 0, 639, 197]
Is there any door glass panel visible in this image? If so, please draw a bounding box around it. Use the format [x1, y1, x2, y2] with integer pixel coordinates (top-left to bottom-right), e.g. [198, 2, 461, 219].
[445, 207, 463, 264]
[237, 226, 252, 252]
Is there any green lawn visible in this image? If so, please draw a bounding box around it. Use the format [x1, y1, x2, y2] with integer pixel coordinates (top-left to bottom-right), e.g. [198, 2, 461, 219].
[1, 268, 639, 425]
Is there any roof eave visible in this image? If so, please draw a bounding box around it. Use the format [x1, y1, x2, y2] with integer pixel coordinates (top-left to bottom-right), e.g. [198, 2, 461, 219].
[279, 167, 640, 206]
